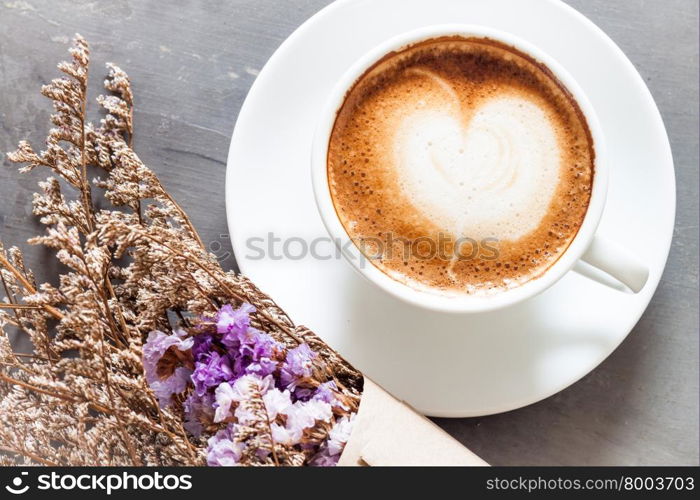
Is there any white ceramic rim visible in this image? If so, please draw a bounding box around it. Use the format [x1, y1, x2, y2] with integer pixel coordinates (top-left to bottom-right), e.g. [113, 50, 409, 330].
[311, 23, 609, 314]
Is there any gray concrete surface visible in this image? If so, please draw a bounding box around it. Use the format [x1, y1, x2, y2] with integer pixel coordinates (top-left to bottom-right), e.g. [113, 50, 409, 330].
[0, 0, 697, 465]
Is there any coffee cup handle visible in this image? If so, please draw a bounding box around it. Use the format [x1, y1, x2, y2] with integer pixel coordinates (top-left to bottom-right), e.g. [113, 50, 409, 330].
[579, 235, 649, 293]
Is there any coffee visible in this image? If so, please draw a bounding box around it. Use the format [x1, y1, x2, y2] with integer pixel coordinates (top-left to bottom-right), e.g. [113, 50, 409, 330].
[327, 36, 594, 296]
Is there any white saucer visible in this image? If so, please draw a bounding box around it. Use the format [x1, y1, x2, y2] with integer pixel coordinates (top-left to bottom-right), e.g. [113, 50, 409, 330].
[226, 0, 675, 417]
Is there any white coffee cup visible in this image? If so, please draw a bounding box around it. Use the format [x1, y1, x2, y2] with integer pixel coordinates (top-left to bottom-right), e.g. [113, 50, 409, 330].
[311, 24, 649, 313]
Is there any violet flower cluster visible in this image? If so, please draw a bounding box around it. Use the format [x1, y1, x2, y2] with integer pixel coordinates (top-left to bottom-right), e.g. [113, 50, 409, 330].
[143, 303, 356, 466]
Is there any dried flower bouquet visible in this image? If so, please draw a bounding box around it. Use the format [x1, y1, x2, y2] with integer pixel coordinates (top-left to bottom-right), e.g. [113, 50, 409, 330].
[0, 35, 362, 466]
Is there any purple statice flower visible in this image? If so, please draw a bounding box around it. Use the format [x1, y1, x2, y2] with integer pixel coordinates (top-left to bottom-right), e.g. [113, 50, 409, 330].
[270, 423, 302, 446]
[280, 343, 316, 390]
[292, 387, 315, 401]
[207, 424, 245, 466]
[326, 414, 355, 456]
[192, 351, 234, 396]
[217, 303, 255, 339]
[270, 399, 333, 446]
[149, 366, 192, 408]
[142, 329, 193, 386]
[240, 328, 280, 360]
[233, 404, 258, 426]
[313, 381, 349, 409]
[146, 303, 353, 466]
[312, 381, 337, 404]
[213, 382, 235, 423]
[309, 414, 356, 467]
[286, 399, 333, 431]
[244, 356, 278, 378]
[191, 333, 215, 362]
[183, 391, 215, 437]
[213, 374, 273, 423]
[232, 373, 274, 400]
[143, 329, 193, 407]
[309, 448, 339, 467]
[234, 328, 282, 378]
[262, 388, 292, 420]
[214, 303, 283, 379]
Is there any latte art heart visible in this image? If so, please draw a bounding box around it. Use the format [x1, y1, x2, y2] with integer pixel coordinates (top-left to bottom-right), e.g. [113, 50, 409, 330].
[328, 36, 594, 296]
[395, 94, 560, 240]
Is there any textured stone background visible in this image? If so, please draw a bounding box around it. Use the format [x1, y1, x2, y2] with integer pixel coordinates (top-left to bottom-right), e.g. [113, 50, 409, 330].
[0, 0, 697, 465]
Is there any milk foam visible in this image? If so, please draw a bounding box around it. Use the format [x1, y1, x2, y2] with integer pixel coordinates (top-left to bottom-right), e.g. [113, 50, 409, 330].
[393, 76, 560, 241]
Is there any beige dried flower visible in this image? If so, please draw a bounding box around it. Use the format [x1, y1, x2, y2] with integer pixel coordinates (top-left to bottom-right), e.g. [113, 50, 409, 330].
[0, 35, 362, 466]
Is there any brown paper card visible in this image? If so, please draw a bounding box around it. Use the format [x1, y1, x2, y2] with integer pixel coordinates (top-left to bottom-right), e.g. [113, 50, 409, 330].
[338, 378, 488, 466]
